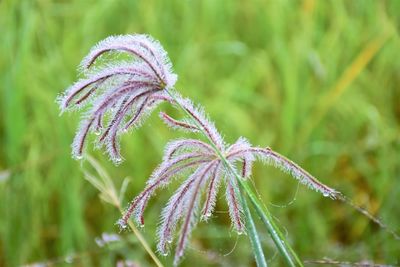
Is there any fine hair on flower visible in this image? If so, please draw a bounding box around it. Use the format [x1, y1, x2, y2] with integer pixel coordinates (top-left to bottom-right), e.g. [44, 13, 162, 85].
[58, 34, 340, 266]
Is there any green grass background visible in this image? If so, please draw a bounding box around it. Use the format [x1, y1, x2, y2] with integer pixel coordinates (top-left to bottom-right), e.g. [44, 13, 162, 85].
[1, 0, 400, 266]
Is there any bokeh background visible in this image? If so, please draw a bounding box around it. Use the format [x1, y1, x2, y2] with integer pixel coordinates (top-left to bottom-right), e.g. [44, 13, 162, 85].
[1, 0, 400, 266]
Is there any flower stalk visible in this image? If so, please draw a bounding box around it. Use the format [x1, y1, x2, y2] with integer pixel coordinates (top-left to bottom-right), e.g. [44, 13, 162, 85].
[234, 178, 268, 267]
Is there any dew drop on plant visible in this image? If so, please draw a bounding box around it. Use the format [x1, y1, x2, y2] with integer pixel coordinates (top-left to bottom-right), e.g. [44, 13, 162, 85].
[76, 155, 83, 160]
[139, 223, 145, 228]
[94, 130, 101, 136]
[323, 192, 329, 197]
[162, 252, 169, 256]
[167, 237, 173, 244]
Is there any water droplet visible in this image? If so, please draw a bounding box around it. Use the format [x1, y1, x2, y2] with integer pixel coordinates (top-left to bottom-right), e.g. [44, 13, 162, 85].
[323, 192, 329, 197]
[237, 230, 244, 236]
[76, 155, 83, 160]
[167, 237, 173, 244]
[162, 252, 169, 256]
[94, 130, 101, 136]
[139, 223, 145, 228]
[115, 158, 122, 164]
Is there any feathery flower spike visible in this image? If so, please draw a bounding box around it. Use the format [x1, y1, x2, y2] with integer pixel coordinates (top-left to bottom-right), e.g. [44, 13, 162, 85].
[57, 34, 177, 163]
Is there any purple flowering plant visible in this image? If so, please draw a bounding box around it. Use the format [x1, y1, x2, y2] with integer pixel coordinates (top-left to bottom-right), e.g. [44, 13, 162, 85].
[58, 34, 343, 266]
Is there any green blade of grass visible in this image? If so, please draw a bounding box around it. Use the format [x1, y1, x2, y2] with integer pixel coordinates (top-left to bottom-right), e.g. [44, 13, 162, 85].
[225, 160, 268, 267]
[238, 179, 303, 267]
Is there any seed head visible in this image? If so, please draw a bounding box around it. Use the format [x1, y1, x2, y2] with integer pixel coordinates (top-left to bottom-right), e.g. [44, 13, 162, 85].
[57, 34, 177, 162]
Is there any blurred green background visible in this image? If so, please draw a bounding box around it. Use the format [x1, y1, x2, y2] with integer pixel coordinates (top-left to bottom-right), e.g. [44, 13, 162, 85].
[1, 0, 400, 266]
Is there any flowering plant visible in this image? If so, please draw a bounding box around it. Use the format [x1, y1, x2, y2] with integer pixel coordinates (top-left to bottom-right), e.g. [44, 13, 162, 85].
[58, 34, 341, 266]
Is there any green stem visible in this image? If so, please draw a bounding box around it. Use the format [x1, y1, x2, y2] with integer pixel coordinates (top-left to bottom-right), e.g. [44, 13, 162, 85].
[117, 206, 164, 267]
[239, 180, 303, 267]
[166, 89, 302, 266]
[234, 175, 268, 267]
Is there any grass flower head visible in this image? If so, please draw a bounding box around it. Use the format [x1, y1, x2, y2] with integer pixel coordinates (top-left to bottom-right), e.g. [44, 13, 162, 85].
[117, 93, 340, 265]
[57, 34, 177, 163]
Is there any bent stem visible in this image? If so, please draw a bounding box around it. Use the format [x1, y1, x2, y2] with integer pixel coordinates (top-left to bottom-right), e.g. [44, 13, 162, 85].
[166, 89, 302, 267]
